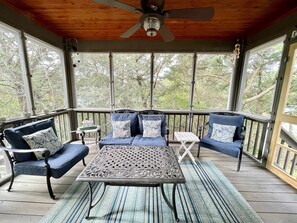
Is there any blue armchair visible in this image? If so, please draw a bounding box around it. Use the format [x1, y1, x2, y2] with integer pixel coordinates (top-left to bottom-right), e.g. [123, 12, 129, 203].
[0, 118, 89, 199]
[197, 113, 245, 171]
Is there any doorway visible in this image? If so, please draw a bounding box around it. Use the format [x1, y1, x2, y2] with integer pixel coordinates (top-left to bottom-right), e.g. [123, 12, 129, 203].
[268, 42, 297, 188]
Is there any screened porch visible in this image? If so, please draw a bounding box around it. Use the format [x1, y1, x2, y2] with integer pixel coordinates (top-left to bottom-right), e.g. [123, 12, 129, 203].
[0, 1, 297, 222]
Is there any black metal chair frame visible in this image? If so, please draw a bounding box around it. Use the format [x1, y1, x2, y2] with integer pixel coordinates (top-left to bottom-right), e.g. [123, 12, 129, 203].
[0, 133, 86, 199]
[197, 112, 246, 171]
[97, 109, 170, 147]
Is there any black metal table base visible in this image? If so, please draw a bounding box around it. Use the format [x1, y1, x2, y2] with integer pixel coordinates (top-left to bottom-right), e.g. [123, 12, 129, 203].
[85, 182, 106, 219]
[85, 182, 180, 222]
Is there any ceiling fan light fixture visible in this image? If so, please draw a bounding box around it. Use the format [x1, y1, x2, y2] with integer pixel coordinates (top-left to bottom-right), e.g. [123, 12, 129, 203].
[143, 17, 160, 37]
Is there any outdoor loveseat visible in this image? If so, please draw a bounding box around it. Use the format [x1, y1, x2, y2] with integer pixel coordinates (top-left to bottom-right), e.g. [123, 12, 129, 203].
[0, 118, 89, 199]
[99, 109, 169, 148]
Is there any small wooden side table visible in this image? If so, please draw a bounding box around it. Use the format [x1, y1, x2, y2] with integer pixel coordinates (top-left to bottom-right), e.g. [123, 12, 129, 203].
[174, 132, 200, 163]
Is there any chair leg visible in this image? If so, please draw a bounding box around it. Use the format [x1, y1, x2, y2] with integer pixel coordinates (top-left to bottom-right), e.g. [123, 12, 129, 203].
[82, 158, 86, 167]
[197, 143, 201, 158]
[237, 149, 243, 171]
[7, 170, 15, 192]
[45, 163, 55, 199]
[46, 174, 55, 200]
[4, 150, 15, 192]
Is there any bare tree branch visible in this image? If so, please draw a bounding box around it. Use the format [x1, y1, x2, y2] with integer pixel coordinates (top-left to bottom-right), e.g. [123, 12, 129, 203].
[244, 83, 276, 105]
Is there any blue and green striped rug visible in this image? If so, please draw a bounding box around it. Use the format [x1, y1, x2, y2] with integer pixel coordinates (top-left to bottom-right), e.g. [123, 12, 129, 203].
[41, 161, 263, 223]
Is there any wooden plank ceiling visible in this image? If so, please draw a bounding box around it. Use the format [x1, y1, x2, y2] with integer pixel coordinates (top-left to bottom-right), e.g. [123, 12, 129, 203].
[1, 0, 297, 41]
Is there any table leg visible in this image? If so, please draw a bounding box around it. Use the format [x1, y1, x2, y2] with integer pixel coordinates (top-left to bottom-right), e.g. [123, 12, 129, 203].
[178, 141, 186, 162]
[176, 143, 183, 158]
[178, 141, 191, 162]
[178, 141, 196, 163]
[80, 131, 86, 145]
[160, 184, 179, 222]
[186, 142, 197, 163]
[85, 182, 106, 219]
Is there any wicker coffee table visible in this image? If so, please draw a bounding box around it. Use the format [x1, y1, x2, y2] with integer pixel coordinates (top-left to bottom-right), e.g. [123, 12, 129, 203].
[76, 145, 185, 222]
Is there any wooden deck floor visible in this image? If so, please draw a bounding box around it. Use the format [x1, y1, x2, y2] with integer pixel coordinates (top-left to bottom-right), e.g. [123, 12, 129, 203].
[0, 141, 296, 223]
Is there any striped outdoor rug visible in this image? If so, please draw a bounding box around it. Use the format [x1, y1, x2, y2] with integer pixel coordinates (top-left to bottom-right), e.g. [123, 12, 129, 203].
[41, 160, 263, 223]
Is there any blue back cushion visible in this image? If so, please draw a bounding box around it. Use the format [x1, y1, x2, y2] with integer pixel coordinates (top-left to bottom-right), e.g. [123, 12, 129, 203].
[208, 113, 244, 140]
[4, 118, 57, 162]
[138, 114, 167, 137]
[111, 113, 139, 136]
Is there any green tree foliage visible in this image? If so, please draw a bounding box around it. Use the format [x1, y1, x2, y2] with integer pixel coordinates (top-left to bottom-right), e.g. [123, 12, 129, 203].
[1, 21, 286, 119]
[74, 53, 234, 111]
[194, 54, 233, 110]
[154, 53, 192, 109]
[0, 27, 27, 117]
[114, 53, 151, 109]
[74, 53, 110, 108]
[242, 43, 283, 116]
[285, 52, 297, 115]
[27, 38, 65, 113]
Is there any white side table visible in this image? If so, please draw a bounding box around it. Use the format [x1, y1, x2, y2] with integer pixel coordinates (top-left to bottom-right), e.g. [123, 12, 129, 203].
[174, 132, 200, 163]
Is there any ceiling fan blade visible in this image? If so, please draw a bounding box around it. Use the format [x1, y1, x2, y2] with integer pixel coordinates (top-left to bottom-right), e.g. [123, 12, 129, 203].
[120, 22, 142, 38]
[165, 7, 214, 20]
[159, 24, 175, 42]
[94, 0, 141, 13]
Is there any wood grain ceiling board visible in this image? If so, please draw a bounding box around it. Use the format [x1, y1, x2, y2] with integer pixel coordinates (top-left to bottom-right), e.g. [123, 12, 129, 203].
[1, 0, 297, 41]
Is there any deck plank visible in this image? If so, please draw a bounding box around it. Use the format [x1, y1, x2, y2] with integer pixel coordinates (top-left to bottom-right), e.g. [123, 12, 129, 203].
[0, 214, 42, 223]
[258, 213, 297, 223]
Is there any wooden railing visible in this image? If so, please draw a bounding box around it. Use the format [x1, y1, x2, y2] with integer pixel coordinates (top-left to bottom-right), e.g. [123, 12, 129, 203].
[2, 108, 296, 181]
[274, 128, 297, 178]
[0, 110, 71, 143]
[241, 113, 271, 162]
[0, 108, 274, 184]
[74, 108, 271, 164]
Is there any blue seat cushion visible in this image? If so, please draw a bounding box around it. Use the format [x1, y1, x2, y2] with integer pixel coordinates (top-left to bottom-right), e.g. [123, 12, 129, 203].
[138, 114, 167, 137]
[4, 118, 57, 162]
[14, 144, 89, 178]
[111, 113, 139, 136]
[208, 113, 244, 140]
[131, 134, 167, 147]
[200, 135, 242, 158]
[99, 133, 135, 149]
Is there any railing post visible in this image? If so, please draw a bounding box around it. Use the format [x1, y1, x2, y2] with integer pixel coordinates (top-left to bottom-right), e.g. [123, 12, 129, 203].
[188, 53, 196, 133]
[262, 121, 274, 166]
[258, 122, 268, 161]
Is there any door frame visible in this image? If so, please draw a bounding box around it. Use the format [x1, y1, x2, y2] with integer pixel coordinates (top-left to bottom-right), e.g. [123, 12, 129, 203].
[267, 42, 297, 189]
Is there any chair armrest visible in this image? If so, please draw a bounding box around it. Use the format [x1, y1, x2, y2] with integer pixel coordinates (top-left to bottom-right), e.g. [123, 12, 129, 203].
[166, 127, 169, 136]
[241, 126, 246, 141]
[97, 126, 101, 141]
[165, 127, 169, 146]
[198, 121, 209, 139]
[0, 146, 50, 159]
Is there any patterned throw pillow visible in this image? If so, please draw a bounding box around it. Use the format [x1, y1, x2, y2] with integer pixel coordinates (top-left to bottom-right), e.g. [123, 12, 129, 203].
[210, 123, 236, 143]
[143, 120, 161, 138]
[112, 120, 131, 138]
[22, 127, 63, 160]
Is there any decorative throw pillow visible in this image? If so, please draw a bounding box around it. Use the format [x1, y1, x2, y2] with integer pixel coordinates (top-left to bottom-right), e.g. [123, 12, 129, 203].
[143, 120, 161, 138]
[22, 127, 63, 160]
[112, 120, 131, 138]
[210, 123, 236, 143]
[138, 114, 166, 136]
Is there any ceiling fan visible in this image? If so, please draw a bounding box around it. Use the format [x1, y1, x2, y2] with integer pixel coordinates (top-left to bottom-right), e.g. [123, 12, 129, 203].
[94, 0, 214, 42]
